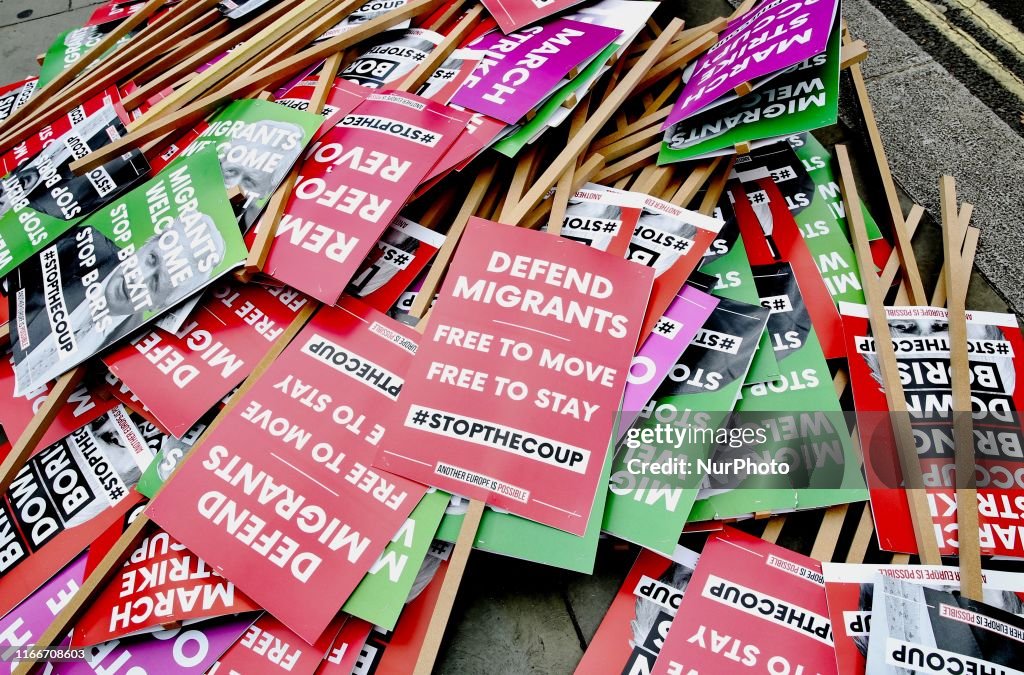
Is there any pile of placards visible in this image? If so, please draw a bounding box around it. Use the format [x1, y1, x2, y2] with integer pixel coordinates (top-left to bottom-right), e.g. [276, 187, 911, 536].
[0, 0, 1019, 672]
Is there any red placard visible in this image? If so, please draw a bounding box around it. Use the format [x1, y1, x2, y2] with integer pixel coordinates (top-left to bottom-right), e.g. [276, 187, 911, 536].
[146, 299, 426, 643]
[377, 218, 653, 534]
[0, 359, 117, 451]
[104, 282, 311, 437]
[576, 545, 700, 674]
[262, 91, 467, 304]
[0, 408, 148, 619]
[0, 86, 126, 176]
[731, 178, 845, 359]
[210, 612, 344, 675]
[653, 527, 837, 675]
[479, 0, 589, 34]
[72, 526, 260, 646]
[345, 215, 445, 312]
[316, 617, 373, 674]
[842, 303, 1024, 557]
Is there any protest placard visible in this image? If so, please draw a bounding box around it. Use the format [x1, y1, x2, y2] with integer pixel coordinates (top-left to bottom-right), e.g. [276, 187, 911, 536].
[653, 527, 837, 675]
[345, 215, 445, 312]
[104, 281, 311, 437]
[263, 91, 467, 304]
[0, 407, 150, 618]
[666, 0, 840, 125]
[147, 299, 427, 642]
[842, 303, 1024, 557]
[8, 151, 246, 396]
[866, 575, 1024, 674]
[823, 563, 1024, 674]
[575, 545, 699, 674]
[451, 19, 621, 125]
[378, 217, 653, 534]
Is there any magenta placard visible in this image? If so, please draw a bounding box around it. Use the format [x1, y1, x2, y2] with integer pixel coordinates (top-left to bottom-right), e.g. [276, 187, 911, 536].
[451, 19, 620, 124]
[665, 0, 839, 126]
[53, 616, 253, 675]
[618, 285, 718, 436]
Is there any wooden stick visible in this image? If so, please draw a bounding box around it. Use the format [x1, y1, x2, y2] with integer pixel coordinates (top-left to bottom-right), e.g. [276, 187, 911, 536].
[408, 305, 485, 674]
[545, 100, 592, 236]
[635, 32, 717, 93]
[425, 0, 469, 32]
[845, 505, 876, 563]
[71, 0, 446, 174]
[844, 30, 927, 305]
[594, 145, 660, 184]
[241, 51, 344, 277]
[410, 163, 497, 318]
[60, 0, 223, 103]
[0, 368, 84, 496]
[503, 19, 684, 225]
[130, 19, 232, 88]
[16, 304, 319, 672]
[593, 106, 670, 150]
[0, 0, 167, 146]
[697, 157, 734, 216]
[122, 0, 306, 110]
[761, 517, 785, 544]
[929, 203, 973, 307]
[498, 147, 541, 223]
[520, 153, 604, 231]
[881, 204, 923, 290]
[840, 40, 868, 70]
[810, 505, 850, 562]
[399, 4, 482, 93]
[940, 175, 983, 601]
[667, 158, 719, 207]
[138, 0, 345, 125]
[836, 144, 942, 564]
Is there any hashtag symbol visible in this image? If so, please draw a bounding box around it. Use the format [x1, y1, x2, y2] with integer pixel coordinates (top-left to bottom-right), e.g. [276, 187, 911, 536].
[773, 297, 787, 310]
[673, 239, 689, 251]
[750, 192, 767, 204]
[720, 337, 735, 351]
[393, 253, 410, 266]
[656, 320, 674, 335]
[997, 343, 1010, 355]
[603, 222, 616, 232]
[422, 134, 436, 144]
[412, 409, 429, 425]
[776, 168, 794, 180]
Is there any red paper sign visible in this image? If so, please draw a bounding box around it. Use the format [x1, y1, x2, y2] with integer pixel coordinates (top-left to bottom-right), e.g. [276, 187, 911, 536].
[345, 215, 445, 312]
[73, 526, 260, 647]
[0, 407, 148, 619]
[842, 303, 1024, 557]
[316, 617, 373, 674]
[0, 86, 125, 176]
[480, 0, 590, 34]
[263, 91, 467, 304]
[377, 218, 653, 534]
[731, 178, 845, 359]
[146, 299, 426, 643]
[210, 613, 344, 675]
[104, 282, 311, 437]
[0, 359, 117, 451]
[653, 527, 837, 675]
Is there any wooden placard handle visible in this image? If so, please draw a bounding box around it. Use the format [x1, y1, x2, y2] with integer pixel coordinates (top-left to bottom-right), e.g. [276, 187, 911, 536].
[940, 175, 983, 600]
[836, 144, 943, 565]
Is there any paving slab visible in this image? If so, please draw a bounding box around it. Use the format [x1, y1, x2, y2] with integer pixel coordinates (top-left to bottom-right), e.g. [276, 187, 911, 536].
[0, 0, 70, 29]
[0, 5, 96, 84]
